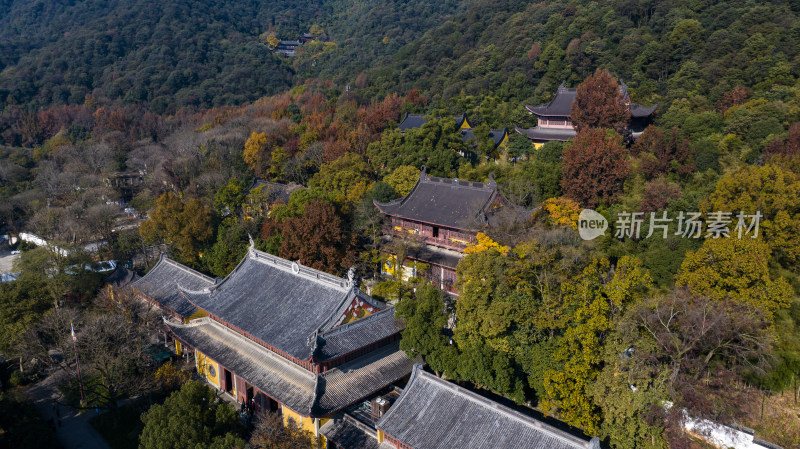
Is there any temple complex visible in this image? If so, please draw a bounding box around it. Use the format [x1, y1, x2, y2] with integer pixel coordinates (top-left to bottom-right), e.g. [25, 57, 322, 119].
[373, 167, 502, 293]
[132, 248, 417, 440]
[321, 364, 600, 449]
[516, 81, 657, 147]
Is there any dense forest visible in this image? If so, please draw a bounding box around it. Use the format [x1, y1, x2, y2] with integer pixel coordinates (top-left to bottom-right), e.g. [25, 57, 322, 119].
[2, 0, 800, 448]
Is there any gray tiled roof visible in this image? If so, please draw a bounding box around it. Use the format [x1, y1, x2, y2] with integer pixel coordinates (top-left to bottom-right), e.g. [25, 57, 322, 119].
[514, 125, 577, 142]
[131, 255, 215, 319]
[376, 365, 601, 449]
[630, 103, 658, 118]
[314, 342, 419, 416]
[526, 81, 656, 119]
[166, 317, 318, 414]
[398, 113, 428, 131]
[320, 417, 382, 449]
[526, 84, 577, 117]
[316, 308, 405, 361]
[489, 128, 508, 147]
[374, 168, 498, 230]
[167, 318, 416, 417]
[180, 248, 383, 361]
[407, 243, 463, 269]
[460, 128, 508, 149]
[105, 267, 139, 288]
[398, 113, 469, 132]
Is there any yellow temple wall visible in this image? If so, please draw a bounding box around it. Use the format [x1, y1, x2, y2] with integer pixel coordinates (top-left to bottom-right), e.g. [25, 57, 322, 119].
[195, 351, 220, 388]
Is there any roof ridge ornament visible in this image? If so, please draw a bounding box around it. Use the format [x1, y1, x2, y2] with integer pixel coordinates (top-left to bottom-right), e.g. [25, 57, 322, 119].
[347, 267, 355, 287]
[419, 165, 427, 179]
[248, 233, 255, 249]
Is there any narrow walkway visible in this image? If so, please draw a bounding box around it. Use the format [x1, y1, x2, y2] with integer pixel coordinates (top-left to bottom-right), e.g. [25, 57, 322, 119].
[25, 372, 111, 449]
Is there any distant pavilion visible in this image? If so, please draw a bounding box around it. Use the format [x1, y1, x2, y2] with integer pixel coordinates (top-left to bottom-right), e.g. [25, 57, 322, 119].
[516, 81, 657, 147]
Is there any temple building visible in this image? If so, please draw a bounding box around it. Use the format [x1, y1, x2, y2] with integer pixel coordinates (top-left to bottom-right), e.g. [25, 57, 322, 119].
[398, 112, 509, 153]
[373, 167, 502, 293]
[516, 81, 657, 148]
[321, 364, 600, 449]
[132, 248, 417, 440]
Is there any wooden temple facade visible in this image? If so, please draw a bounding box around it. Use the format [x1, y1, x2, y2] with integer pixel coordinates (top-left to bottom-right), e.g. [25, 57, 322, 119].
[131, 248, 417, 440]
[321, 364, 600, 449]
[373, 167, 502, 293]
[516, 81, 657, 148]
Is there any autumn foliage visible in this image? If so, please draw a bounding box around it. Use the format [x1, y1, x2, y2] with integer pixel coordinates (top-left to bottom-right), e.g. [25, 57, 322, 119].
[570, 68, 630, 134]
[541, 197, 581, 229]
[262, 200, 357, 274]
[561, 128, 629, 207]
[633, 126, 695, 178]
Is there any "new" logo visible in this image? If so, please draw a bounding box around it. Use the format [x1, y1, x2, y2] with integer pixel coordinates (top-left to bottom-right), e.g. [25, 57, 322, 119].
[578, 209, 608, 240]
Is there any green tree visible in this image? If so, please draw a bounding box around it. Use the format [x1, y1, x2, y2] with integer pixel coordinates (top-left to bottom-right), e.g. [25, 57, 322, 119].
[0, 391, 59, 448]
[204, 217, 249, 278]
[214, 178, 248, 216]
[139, 380, 245, 449]
[308, 153, 374, 211]
[139, 193, 214, 267]
[396, 285, 458, 376]
[367, 118, 465, 177]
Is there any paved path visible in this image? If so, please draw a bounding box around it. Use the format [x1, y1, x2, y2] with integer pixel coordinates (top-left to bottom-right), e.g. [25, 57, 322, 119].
[0, 246, 19, 274]
[25, 372, 112, 449]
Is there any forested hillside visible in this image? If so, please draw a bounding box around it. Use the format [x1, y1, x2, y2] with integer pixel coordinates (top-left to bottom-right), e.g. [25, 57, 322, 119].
[0, 0, 465, 115]
[344, 0, 799, 121]
[0, 0, 308, 113]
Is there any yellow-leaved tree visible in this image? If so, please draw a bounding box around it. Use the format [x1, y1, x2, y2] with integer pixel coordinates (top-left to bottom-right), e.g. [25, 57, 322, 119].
[266, 33, 280, 48]
[383, 165, 419, 197]
[541, 256, 652, 435]
[676, 237, 792, 318]
[463, 232, 510, 256]
[139, 193, 213, 267]
[541, 197, 581, 229]
[702, 163, 800, 265]
[243, 131, 269, 176]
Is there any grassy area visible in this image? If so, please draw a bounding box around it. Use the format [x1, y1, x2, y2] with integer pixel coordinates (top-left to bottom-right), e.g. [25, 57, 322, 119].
[89, 397, 158, 449]
[743, 391, 800, 448]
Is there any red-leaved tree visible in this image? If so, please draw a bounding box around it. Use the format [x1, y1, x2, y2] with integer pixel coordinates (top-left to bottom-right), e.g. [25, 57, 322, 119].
[763, 122, 800, 160]
[641, 177, 681, 212]
[561, 128, 630, 207]
[263, 200, 357, 274]
[570, 68, 630, 133]
[635, 126, 695, 178]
